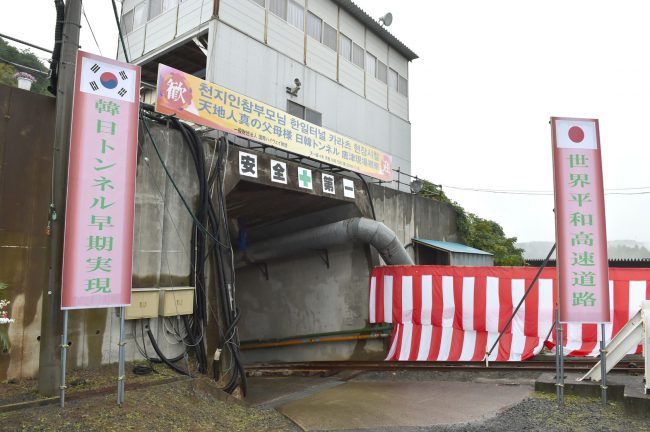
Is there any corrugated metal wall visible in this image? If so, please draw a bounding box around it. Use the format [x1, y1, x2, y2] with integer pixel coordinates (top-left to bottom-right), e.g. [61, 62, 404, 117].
[117, 0, 213, 62]
[118, 0, 414, 173]
[208, 20, 412, 174]
[450, 253, 495, 267]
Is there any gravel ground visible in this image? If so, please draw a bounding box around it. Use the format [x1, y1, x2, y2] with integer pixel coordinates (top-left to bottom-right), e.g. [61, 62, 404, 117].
[343, 392, 650, 432]
[2, 367, 648, 431]
[0, 377, 300, 432]
[341, 370, 650, 432]
[432, 392, 650, 432]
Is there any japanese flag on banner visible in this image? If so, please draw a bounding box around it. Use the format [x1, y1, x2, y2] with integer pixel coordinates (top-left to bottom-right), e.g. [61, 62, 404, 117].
[79, 56, 137, 103]
[554, 119, 598, 150]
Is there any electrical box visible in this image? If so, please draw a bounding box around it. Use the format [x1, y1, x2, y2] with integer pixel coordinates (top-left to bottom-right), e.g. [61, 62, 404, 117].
[160, 287, 195, 317]
[125, 288, 160, 320]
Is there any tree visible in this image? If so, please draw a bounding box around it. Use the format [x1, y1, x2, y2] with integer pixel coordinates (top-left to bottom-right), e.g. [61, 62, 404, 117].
[418, 180, 525, 266]
[0, 37, 50, 96]
[465, 214, 525, 266]
[0, 63, 17, 87]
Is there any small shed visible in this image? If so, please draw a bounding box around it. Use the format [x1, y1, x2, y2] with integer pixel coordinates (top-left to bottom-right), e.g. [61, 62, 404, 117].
[412, 238, 494, 266]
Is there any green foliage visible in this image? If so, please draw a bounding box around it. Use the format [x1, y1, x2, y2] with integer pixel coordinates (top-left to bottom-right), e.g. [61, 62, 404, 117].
[418, 181, 525, 266]
[0, 63, 18, 87]
[464, 213, 525, 266]
[0, 37, 51, 96]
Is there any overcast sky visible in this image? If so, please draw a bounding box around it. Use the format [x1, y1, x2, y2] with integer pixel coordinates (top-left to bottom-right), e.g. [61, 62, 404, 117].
[2, 1, 649, 244]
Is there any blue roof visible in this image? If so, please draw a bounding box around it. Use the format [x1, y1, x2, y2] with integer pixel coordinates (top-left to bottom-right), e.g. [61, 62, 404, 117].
[412, 238, 493, 256]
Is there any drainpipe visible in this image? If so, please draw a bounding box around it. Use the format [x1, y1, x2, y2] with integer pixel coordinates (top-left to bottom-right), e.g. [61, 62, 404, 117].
[241, 333, 390, 350]
[237, 217, 413, 267]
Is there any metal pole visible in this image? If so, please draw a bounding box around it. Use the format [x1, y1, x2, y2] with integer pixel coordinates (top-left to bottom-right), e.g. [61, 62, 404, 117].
[38, 0, 82, 396]
[555, 308, 561, 404]
[600, 323, 607, 405]
[486, 244, 556, 360]
[117, 307, 126, 405]
[558, 316, 565, 405]
[59, 310, 68, 408]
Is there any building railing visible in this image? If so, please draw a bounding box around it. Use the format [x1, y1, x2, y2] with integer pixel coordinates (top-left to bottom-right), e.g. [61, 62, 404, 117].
[372, 167, 442, 196]
[196, 128, 441, 195]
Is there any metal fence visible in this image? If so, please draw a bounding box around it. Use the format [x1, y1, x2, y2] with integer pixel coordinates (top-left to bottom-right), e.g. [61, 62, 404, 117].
[200, 130, 441, 195]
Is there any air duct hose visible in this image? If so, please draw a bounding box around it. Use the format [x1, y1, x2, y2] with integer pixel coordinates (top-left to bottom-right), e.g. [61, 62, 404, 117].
[238, 217, 413, 267]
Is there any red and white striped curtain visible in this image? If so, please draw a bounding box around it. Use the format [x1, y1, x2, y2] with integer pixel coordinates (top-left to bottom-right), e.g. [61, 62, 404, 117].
[369, 266, 650, 361]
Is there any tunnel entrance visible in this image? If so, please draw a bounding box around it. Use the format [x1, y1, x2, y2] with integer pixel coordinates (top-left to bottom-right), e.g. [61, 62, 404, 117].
[222, 147, 389, 364]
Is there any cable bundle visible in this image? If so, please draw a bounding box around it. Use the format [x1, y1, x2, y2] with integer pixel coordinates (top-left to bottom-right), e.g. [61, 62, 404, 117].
[140, 110, 246, 396]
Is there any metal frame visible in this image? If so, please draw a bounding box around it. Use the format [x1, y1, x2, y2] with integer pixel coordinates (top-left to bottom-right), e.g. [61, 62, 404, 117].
[579, 300, 650, 396]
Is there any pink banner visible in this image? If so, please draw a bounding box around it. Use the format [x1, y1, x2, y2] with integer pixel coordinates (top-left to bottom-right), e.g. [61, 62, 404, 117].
[551, 117, 609, 323]
[61, 51, 140, 309]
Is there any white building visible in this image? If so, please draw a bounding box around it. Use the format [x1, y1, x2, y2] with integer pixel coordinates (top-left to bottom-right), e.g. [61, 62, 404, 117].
[119, 0, 417, 178]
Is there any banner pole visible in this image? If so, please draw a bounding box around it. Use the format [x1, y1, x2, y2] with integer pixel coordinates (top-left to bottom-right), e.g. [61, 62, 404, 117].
[117, 307, 126, 406]
[558, 316, 564, 405]
[60, 309, 68, 408]
[600, 323, 607, 405]
[555, 308, 561, 405]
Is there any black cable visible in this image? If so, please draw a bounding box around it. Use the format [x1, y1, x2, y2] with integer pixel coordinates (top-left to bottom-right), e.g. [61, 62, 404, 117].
[147, 329, 190, 376]
[82, 5, 102, 55]
[133, 365, 154, 375]
[111, 0, 130, 63]
[139, 114, 247, 395]
[0, 33, 53, 54]
[133, 320, 185, 364]
[140, 114, 228, 248]
[215, 138, 247, 396]
[355, 172, 377, 220]
[48, 0, 64, 95]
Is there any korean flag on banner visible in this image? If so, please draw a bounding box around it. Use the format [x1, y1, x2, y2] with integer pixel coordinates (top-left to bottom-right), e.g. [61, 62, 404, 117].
[555, 119, 598, 150]
[79, 57, 137, 103]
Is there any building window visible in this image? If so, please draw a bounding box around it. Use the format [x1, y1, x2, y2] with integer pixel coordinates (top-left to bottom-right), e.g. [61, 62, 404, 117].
[121, 1, 146, 34]
[271, 0, 304, 30]
[287, 100, 303, 118]
[269, 0, 287, 19]
[365, 52, 376, 77]
[352, 43, 364, 68]
[388, 68, 398, 90]
[148, 0, 162, 19]
[377, 60, 387, 84]
[322, 22, 337, 51]
[307, 12, 322, 41]
[251, 0, 265, 6]
[340, 34, 352, 61]
[148, 0, 178, 21]
[306, 107, 322, 125]
[287, 0, 304, 30]
[122, 10, 134, 34]
[307, 12, 336, 51]
[287, 100, 322, 126]
[398, 75, 408, 96]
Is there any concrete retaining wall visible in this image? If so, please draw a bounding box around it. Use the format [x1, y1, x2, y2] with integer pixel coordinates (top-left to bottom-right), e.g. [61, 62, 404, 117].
[0, 97, 457, 378]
